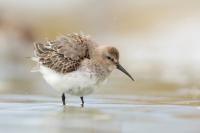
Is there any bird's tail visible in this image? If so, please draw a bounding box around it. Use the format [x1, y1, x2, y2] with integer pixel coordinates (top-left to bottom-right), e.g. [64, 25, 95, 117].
[25, 56, 40, 72]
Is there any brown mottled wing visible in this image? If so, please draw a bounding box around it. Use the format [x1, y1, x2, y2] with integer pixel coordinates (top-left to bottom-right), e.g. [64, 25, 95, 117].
[33, 33, 91, 74]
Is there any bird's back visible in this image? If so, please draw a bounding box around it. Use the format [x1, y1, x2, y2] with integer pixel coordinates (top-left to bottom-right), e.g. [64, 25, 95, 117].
[33, 33, 97, 74]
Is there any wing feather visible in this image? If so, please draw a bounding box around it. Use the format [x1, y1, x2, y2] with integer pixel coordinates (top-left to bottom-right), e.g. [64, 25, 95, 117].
[33, 33, 94, 74]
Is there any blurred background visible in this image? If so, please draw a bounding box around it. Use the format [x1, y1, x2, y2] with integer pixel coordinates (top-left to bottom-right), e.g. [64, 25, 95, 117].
[0, 0, 200, 98]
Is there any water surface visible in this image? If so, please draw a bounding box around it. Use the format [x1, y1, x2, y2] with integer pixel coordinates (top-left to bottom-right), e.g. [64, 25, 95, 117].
[0, 95, 199, 133]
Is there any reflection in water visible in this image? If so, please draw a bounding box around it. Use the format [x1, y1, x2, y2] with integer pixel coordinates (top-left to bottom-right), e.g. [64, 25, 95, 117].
[49, 106, 119, 133]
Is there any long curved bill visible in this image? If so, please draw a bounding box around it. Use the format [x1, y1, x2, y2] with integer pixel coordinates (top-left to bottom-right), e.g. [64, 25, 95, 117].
[116, 63, 134, 81]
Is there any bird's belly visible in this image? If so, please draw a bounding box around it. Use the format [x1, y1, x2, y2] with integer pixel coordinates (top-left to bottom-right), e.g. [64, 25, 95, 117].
[40, 66, 97, 96]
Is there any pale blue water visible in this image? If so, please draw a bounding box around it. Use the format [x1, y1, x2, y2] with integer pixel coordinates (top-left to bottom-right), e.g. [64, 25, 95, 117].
[0, 95, 199, 133]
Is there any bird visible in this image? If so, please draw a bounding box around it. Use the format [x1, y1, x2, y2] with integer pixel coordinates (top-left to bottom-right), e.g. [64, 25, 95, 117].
[32, 33, 134, 107]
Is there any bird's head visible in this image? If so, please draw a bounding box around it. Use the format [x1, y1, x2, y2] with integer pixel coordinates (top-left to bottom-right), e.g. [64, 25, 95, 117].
[96, 46, 134, 81]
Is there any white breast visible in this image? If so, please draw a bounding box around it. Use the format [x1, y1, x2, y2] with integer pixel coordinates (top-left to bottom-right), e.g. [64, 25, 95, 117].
[39, 66, 98, 96]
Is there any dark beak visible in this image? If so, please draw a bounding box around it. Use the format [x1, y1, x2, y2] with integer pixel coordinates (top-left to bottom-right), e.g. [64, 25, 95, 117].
[116, 63, 134, 81]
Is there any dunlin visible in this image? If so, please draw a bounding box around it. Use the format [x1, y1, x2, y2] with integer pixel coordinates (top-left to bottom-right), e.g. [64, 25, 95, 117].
[32, 33, 134, 107]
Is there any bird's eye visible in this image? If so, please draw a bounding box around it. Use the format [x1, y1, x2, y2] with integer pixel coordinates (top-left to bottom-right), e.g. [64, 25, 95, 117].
[107, 56, 111, 60]
[107, 56, 114, 62]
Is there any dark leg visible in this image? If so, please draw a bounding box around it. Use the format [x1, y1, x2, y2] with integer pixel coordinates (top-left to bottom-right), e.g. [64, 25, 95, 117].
[62, 93, 66, 106]
[80, 96, 84, 107]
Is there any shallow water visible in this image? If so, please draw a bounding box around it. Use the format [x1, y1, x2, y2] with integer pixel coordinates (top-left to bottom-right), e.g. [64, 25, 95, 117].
[0, 95, 199, 133]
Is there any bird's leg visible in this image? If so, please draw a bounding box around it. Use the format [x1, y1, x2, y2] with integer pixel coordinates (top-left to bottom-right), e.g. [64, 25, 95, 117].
[80, 96, 84, 107]
[62, 93, 66, 106]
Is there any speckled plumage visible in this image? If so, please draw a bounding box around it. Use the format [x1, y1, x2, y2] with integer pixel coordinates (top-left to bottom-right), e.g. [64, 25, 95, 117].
[34, 33, 96, 74]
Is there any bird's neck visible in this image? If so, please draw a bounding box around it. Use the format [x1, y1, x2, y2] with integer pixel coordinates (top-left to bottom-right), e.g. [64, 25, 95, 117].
[90, 58, 113, 81]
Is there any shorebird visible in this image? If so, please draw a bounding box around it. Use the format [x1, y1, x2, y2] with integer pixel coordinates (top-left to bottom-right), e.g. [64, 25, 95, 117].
[32, 33, 134, 107]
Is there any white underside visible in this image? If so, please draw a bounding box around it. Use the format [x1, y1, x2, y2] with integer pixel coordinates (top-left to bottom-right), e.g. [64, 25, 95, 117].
[39, 66, 98, 96]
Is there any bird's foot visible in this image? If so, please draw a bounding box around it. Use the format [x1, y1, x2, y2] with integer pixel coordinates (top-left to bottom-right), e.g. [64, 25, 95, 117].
[80, 96, 84, 108]
[62, 93, 66, 106]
